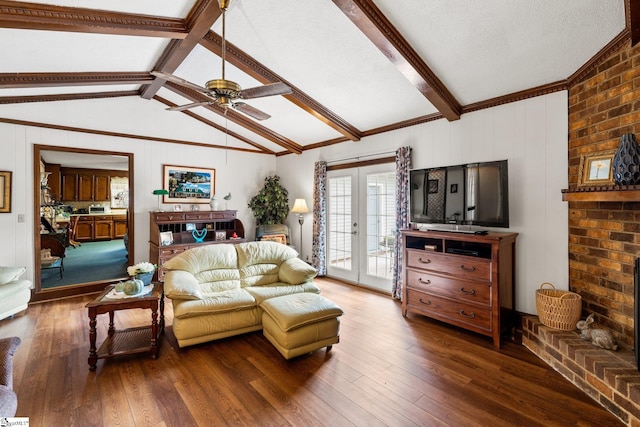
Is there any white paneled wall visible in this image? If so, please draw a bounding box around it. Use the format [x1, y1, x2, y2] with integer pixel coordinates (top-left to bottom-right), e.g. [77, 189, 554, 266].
[277, 91, 569, 315]
[0, 122, 276, 285]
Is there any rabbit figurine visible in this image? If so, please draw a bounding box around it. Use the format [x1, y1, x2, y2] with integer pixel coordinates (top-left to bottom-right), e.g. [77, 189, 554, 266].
[576, 314, 618, 351]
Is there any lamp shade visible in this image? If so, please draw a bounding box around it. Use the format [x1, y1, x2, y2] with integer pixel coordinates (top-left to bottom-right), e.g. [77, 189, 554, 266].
[153, 189, 169, 195]
[290, 198, 309, 214]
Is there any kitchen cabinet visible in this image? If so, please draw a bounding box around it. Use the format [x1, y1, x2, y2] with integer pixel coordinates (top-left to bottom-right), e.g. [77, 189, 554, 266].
[61, 168, 124, 202]
[75, 216, 94, 242]
[78, 172, 94, 201]
[113, 215, 127, 238]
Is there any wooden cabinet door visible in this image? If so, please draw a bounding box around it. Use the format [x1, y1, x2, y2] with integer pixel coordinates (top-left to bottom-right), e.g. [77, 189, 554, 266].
[94, 175, 110, 201]
[94, 219, 113, 240]
[61, 173, 78, 201]
[78, 173, 94, 201]
[75, 218, 93, 241]
[114, 219, 127, 238]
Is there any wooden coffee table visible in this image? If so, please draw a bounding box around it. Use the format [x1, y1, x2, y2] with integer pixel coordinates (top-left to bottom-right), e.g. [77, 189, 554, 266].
[86, 282, 164, 371]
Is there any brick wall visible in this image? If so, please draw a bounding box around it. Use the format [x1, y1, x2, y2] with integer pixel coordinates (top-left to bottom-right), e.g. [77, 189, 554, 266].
[568, 38, 640, 348]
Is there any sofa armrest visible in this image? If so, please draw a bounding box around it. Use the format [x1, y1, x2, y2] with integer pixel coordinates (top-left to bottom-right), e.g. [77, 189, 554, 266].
[164, 270, 203, 300]
[0, 337, 20, 390]
[279, 257, 317, 285]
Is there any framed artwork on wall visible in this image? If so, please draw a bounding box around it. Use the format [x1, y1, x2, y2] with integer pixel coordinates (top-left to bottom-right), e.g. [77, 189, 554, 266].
[0, 171, 11, 213]
[163, 164, 215, 204]
[578, 150, 615, 187]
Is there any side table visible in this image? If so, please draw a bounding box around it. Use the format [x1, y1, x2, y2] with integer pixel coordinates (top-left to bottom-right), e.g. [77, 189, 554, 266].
[86, 282, 164, 371]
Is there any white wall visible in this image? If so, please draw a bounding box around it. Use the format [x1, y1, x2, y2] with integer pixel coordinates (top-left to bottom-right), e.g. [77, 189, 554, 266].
[276, 91, 569, 315]
[0, 122, 276, 285]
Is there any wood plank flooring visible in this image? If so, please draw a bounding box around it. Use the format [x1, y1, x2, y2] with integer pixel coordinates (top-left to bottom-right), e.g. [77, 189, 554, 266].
[1, 277, 623, 426]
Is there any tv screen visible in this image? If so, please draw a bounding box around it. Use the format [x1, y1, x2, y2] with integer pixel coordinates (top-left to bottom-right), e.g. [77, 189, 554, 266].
[410, 160, 509, 228]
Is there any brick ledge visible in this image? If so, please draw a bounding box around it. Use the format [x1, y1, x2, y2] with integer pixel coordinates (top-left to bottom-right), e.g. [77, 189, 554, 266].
[522, 316, 639, 426]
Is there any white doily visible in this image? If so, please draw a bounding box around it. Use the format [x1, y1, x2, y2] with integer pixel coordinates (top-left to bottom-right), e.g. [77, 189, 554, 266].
[103, 284, 154, 300]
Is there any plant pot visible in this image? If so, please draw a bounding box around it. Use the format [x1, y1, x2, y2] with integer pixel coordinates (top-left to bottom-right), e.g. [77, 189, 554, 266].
[135, 272, 154, 286]
[613, 133, 640, 185]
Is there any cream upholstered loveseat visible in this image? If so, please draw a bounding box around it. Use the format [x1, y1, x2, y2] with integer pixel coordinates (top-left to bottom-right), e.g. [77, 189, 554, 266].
[162, 241, 319, 348]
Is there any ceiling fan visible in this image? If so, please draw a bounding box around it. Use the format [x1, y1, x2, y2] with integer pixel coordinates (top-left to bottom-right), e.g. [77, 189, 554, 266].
[152, 0, 292, 120]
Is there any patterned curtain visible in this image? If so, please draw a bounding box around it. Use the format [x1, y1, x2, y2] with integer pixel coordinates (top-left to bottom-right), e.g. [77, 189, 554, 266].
[312, 161, 327, 276]
[392, 146, 412, 299]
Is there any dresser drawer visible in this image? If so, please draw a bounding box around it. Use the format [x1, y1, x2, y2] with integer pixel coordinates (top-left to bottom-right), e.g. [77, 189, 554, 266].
[406, 269, 491, 306]
[159, 246, 189, 257]
[406, 250, 491, 282]
[406, 289, 492, 333]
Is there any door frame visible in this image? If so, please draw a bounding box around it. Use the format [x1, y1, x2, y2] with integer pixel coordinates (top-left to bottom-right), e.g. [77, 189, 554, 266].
[32, 145, 135, 302]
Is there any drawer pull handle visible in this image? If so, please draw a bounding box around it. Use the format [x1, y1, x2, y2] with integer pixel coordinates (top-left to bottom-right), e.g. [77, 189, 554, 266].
[459, 310, 476, 319]
[460, 287, 476, 295]
[419, 298, 432, 306]
[418, 278, 431, 285]
[171, 249, 178, 254]
[418, 258, 431, 264]
[460, 265, 476, 272]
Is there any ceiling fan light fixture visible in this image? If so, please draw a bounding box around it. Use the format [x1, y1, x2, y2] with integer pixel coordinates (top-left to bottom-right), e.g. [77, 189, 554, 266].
[217, 0, 232, 11]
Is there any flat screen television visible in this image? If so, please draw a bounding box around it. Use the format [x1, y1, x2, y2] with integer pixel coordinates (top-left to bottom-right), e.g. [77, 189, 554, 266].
[410, 160, 509, 228]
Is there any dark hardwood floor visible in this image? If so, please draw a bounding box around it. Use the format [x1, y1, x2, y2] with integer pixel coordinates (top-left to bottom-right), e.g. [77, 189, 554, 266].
[1, 277, 622, 426]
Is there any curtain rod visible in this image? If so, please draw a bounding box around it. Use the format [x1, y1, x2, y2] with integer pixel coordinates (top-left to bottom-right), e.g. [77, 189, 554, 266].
[326, 150, 396, 165]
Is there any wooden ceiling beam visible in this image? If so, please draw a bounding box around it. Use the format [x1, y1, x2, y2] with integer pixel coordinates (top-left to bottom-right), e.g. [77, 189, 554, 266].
[154, 95, 275, 155]
[200, 32, 363, 142]
[165, 82, 303, 154]
[0, 72, 153, 88]
[141, 0, 222, 99]
[0, 1, 187, 38]
[332, 0, 461, 121]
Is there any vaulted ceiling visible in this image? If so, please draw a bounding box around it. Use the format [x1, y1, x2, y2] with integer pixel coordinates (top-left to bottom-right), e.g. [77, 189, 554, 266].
[0, 0, 630, 156]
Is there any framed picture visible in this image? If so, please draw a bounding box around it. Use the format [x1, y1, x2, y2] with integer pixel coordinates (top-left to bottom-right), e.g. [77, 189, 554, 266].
[190, 204, 199, 211]
[173, 204, 183, 212]
[159, 231, 174, 246]
[163, 164, 215, 204]
[215, 231, 227, 241]
[428, 179, 439, 194]
[185, 223, 195, 231]
[450, 183, 458, 194]
[578, 150, 615, 187]
[0, 171, 11, 213]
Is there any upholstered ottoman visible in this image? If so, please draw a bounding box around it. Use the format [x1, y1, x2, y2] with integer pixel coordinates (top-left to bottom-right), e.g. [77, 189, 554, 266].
[260, 293, 343, 359]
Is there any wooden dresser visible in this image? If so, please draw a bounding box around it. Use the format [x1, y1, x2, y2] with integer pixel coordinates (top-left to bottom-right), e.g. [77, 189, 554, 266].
[149, 210, 245, 281]
[401, 229, 517, 348]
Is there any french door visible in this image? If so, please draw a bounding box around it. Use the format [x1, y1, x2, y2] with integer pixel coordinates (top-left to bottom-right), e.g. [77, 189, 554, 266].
[327, 164, 396, 293]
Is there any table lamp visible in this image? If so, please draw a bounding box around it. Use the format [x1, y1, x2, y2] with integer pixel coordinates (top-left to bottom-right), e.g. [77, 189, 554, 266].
[290, 198, 309, 255]
[152, 189, 169, 211]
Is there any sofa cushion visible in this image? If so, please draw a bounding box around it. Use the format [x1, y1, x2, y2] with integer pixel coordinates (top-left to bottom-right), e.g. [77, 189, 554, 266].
[236, 241, 299, 287]
[0, 267, 25, 285]
[163, 244, 238, 275]
[245, 282, 321, 305]
[163, 270, 203, 300]
[172, 288, 256, 319]
[236, 241, 298, 267]
[279, 258, 317, 285]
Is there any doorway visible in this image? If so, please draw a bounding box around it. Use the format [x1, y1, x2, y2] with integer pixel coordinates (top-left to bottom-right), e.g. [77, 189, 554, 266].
[327, 164, 396, 293]
[33, 145, 134, 301]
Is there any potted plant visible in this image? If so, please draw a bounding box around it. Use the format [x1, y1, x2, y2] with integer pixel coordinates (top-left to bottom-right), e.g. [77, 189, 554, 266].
[248, 175, 290, 225]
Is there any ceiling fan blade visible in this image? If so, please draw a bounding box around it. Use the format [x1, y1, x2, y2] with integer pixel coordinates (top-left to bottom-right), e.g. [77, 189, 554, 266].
[239, 82, 292, 100]
[233, 102, 271, 120]
[151, 71, 209, 94]
[167, 101, 212, 112]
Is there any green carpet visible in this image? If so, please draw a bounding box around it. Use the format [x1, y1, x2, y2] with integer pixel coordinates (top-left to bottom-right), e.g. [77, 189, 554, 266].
[41, 239, 128, 288]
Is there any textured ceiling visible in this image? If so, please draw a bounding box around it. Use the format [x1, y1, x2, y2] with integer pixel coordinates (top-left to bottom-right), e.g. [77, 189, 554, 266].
[0, 0, 628, 158]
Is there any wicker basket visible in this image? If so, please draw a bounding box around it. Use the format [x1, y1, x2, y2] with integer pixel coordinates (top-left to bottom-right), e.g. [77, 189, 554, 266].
[535, 282, 582, 331]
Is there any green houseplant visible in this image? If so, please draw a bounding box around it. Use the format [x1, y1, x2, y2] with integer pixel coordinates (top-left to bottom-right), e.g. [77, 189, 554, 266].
[248, 175, 289, 225]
